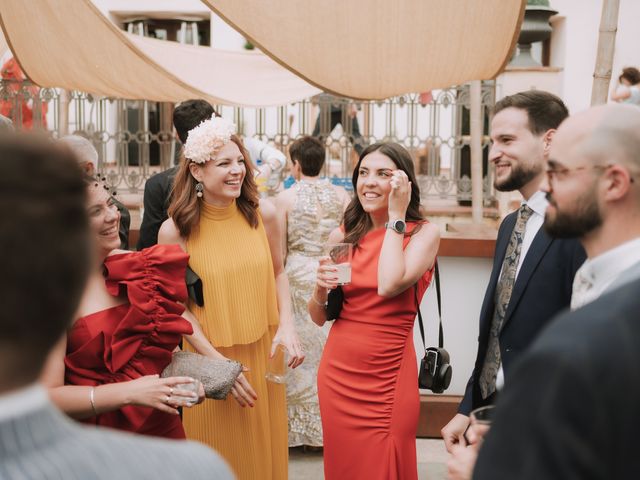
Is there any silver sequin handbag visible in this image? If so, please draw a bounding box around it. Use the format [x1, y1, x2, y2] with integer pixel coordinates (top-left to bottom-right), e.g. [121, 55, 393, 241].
[161, 351, 242, 400]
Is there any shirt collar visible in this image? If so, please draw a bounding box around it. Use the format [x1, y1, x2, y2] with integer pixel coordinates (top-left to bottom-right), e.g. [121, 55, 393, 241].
[0, 383, 49, 422]
[579, 237, 640, 286]
[522, 190, 548, 218]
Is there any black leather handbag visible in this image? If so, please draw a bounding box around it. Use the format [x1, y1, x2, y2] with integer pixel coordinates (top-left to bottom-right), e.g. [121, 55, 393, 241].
[326, 286, 344, 321]
[185, 265, 204, 307]
[417, 262, 452, 394]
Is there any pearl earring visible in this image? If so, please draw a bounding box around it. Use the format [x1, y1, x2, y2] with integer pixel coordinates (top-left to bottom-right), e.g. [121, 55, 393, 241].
[195, 182, 204, 198]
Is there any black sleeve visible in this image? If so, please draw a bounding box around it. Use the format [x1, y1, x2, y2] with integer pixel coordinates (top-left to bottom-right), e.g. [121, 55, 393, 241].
[457, 375, 475, 415]
[472, 347, 608, 480]
[137, 174, 170, 250]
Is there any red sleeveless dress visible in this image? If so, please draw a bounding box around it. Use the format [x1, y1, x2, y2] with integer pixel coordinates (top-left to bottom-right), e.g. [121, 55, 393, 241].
[65, 244, 193, 439]
[317, 223, 433, 480]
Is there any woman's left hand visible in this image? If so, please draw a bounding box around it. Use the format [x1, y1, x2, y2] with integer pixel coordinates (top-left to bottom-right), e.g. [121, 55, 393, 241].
[388, 170, 411, 219]
[271, 325, 305, 369]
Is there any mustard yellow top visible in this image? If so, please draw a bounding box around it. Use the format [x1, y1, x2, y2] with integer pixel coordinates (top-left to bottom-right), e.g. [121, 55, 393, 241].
[186, 200, 279, 347]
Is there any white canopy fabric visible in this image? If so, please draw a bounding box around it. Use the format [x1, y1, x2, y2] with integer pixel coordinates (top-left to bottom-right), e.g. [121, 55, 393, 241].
[203, 0, 526, 100]
[0, 0, 320, 106]
[0, 29, 7, 60]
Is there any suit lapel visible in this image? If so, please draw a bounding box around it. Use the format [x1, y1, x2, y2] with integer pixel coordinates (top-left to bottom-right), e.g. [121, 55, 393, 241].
[502, 227, 553, 326]
[479, 212, 517, 334]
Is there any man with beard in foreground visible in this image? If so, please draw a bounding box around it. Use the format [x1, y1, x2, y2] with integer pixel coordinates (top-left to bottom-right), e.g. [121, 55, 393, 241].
[462, 103, 640, 479]
[442, 91, 586, 453]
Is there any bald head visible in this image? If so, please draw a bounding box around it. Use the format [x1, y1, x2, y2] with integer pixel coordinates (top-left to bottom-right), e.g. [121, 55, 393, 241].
[544, 104, 640, 248]
[59, 135, 98, 176]
[556, 104, 640, 175]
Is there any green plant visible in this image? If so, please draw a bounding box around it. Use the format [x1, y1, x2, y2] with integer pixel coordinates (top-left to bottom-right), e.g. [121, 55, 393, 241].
[527, 0, 551, 6]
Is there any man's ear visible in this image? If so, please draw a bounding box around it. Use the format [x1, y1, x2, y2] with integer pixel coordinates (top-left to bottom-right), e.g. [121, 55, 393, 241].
[603, 164, 634, 202]
[188, 162, 202, 182]
[84, 162, 95, 176]
[542, 129, 556, 155]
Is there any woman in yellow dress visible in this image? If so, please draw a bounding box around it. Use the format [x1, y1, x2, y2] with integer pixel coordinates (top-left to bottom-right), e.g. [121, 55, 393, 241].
[159, 117, 304, 479]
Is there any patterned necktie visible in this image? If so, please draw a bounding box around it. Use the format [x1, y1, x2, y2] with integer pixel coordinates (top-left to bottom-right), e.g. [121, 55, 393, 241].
[479, 204, 534, 399]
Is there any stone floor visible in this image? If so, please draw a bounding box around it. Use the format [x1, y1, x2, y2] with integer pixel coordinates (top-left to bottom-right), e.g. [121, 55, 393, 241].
[289, 438, 448, 479]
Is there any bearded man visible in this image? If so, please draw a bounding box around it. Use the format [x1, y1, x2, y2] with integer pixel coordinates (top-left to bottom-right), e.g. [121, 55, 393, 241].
[442, 90, 586, 455]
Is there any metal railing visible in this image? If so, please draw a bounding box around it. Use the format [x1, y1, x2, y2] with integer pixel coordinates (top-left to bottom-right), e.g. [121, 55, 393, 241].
[1, 78, 496, 204]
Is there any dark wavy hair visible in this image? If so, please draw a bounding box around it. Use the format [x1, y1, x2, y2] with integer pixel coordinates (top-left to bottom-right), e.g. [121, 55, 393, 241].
[168, 135, 259, 238]
[343, 142, 424, 247]
[620, 67, 640, 85]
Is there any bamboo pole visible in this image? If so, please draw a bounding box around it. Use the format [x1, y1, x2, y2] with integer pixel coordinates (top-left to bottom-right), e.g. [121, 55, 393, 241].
[58, 89, 70, 137]
[591, 0, 620, 106]
[470, 80, 483, 224]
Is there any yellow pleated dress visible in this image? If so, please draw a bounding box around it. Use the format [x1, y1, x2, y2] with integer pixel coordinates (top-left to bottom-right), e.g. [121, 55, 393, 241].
[184, 200, 287, 480]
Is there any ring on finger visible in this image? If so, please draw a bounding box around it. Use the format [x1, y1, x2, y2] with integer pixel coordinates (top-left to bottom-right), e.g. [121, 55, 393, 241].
[169, 387, 173, 395]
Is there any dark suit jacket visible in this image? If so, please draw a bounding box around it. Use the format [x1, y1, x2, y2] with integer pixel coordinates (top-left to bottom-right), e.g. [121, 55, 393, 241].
[459, 209, 586, 414]
[137, 166, 177, 250]
[473, 277, 640, 480]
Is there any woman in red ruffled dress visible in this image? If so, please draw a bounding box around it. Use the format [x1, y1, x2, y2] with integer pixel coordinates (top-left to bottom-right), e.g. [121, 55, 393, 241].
[42, 177, 222, 439]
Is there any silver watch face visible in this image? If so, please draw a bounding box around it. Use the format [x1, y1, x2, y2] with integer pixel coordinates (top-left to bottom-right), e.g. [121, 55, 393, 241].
[391, 220, 406, 233]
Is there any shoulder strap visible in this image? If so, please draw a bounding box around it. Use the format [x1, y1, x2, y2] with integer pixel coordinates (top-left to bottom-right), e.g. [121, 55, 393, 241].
[416, 260, 443, 349]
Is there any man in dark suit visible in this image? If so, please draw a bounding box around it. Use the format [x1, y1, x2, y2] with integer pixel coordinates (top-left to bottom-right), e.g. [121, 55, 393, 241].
[441, 91, 586, 452]
[137, 100, 215, 250]
[0, 134, 233, 479]
[466, 103, 640, 480]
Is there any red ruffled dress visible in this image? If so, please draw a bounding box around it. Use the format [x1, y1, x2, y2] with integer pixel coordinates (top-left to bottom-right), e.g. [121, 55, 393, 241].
[64, 244, 193, 439]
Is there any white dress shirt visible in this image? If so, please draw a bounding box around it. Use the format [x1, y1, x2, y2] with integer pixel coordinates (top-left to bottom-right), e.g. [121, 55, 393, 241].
[0, 383, 48, 422]
[496, 190, 548, 390]
[571, 237, 640, 310]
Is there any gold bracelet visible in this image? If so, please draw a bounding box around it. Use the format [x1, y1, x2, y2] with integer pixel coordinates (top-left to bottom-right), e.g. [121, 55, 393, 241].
[89, 386, 98, 416]
[311, 292, 327, 308]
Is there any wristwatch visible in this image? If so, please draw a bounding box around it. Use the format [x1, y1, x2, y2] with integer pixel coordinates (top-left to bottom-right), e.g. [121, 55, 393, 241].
[385, 219, 406, 234]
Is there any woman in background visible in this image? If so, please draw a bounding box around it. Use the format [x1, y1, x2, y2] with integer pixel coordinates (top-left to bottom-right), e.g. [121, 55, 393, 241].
[159, 117, 303, 479]
[275, 136, 349, 448]
[309, 142, 440, 479]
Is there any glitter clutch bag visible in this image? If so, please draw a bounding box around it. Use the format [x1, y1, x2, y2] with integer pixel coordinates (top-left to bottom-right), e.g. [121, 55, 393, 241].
[161, 351, 242, 400]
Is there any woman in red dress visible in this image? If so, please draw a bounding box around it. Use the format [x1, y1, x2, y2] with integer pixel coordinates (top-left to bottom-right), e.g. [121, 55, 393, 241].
[42, 177, 221, 439]
[309, 142, 440, 479]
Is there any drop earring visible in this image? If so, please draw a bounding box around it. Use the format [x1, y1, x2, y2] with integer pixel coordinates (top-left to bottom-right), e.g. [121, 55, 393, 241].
[195, 182, 204, 198]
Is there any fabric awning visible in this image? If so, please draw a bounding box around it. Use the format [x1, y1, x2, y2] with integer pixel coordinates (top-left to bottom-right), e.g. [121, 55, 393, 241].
[0, 0, 320, 106]
[202, 0, 526, 100]
[0, 29, 7, 60]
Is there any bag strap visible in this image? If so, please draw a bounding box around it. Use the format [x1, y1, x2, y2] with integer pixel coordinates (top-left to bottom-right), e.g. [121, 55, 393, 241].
[416, 260, 443, 349]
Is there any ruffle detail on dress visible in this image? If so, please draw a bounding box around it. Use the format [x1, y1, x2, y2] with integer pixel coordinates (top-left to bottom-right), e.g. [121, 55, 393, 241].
[65, 244, 193, 382]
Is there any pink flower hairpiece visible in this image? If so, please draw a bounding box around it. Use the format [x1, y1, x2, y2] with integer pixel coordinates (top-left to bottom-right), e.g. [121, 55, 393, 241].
[184, 117, 237, 164]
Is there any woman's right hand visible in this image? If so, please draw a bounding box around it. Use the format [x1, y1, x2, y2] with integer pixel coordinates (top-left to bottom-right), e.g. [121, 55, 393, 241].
[230, 367, 258, 408]
[124, 374, 198, 415]
[317, 256, 339, 290]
